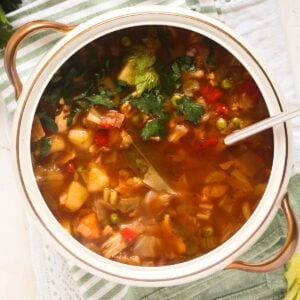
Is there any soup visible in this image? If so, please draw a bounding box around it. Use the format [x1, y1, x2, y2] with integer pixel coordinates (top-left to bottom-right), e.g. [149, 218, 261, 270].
[31, 26, 273, 266]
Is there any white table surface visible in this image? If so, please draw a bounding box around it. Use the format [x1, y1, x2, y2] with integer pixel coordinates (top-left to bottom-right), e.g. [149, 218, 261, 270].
[0, 1, 299, 299]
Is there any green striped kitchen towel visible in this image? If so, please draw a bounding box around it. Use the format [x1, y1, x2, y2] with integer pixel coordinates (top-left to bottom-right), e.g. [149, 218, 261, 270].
[1, 0, 299, 299]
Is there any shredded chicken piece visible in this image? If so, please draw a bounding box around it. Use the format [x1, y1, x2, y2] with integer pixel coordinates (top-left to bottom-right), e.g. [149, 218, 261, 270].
[120, 101, 133, 118]
[168, 124, 189, 143]
[55, 105, 72, 133]
[31, 117, 45, 142]
[114, 254, 141, 266]
[117, 176, 144, 196]
[100, 233, 128, 258]
[102, 225, 113, 237]
[120, 130, 132, 149]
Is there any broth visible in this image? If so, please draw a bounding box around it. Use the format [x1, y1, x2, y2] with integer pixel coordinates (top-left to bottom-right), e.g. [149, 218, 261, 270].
[31, 26, 273, 266]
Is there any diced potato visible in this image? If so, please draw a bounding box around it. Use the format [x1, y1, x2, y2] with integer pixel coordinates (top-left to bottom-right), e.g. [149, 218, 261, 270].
[68, 127, 94, 151]
[31, 116, 45, 142]
[46, 169, 65, 189]
[49, 135, 66, 153]
[76, 212, 101, 239]
[87, 164, 109, 192]
[60, 181, 89, 212]
[118, 60, 135, 85]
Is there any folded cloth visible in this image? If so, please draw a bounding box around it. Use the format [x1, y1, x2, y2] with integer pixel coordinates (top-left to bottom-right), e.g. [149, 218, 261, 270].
[1, 0, 299, 299]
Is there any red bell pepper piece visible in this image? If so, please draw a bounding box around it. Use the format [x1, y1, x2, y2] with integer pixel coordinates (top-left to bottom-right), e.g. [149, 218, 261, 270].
[65, 162, 76, 174]
[94, 130, 109, 147]
[191, 136, 219, 152]
[201, 84, 223, 103]
[120, 227, 138, 243]
[215, 104, 229, 116]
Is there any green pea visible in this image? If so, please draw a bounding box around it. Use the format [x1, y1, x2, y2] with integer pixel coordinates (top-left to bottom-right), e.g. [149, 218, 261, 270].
[110, 213, 120, 225]
[121, 36, 131, 47]
[232, 117, 241, 128]
[216, 117, 227, 130]
[221, 78, 232, 90]
[170, 94, 182, 107]
[202, 226, 214, 237]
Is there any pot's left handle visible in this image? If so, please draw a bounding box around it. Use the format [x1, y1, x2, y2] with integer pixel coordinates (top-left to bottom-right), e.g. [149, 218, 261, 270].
[4, 20, 76, 99]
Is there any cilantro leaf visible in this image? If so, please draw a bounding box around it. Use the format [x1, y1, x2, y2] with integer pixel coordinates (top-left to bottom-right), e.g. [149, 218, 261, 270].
[141, 119, 166, 140]
[67, 104, 80, 127]
[160, 56, 196, 95]
[135, 69, 159, 96]
[38, 112, 58, 133]
[85, 85, 116, 108]
[119, 46, 159, 95]
[176, 96, 205, 125]
[131, 89, 168, 120]
[206, 48, 216, 68]
[39, 137, 51, 157]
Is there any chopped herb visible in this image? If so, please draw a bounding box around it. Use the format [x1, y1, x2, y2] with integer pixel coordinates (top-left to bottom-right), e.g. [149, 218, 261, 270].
[45, 87, 62, 104]
[172, 56, 196, 73]
[116, 80, 129, 93]
[38, 112, 58, 133]
[141, 119, 166, 140]
[135, 69, 159, 96]
[85, 88, 116, 108]
[131, 89, 168, 120]
[176, 96, 205, 125]
[67, 104, 80, 127]
[119, 46, 159, 95]
[39, 137, 51, 157]
[206, 48, 216, 68]
[160, 56, 196, 95]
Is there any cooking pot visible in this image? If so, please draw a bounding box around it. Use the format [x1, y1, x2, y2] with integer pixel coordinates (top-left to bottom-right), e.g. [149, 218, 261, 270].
[4, 5, 298, 287]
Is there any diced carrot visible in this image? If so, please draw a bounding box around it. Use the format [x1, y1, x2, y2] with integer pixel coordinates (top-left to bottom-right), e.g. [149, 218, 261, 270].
[201, 84, 223, 103]
[77, 212, 101, 239]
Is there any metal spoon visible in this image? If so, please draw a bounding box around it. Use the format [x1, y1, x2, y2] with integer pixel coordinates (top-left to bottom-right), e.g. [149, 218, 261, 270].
[224, 107, 300, 145]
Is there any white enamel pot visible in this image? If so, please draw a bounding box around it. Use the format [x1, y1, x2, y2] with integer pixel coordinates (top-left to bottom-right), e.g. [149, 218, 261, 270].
[4, 6, 298, 287]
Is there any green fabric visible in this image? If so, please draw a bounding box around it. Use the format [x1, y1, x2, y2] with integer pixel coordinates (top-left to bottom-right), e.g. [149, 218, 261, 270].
[1, 0, 299, 299]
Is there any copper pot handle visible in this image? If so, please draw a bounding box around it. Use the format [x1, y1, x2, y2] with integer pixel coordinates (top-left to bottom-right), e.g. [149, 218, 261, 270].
[4, 20, 76, 99]
[226, 195, 298, 272]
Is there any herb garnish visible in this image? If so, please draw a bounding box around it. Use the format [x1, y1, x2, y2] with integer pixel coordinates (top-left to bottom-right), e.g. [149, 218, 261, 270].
[39, 137, 51, 157]
[141, 119, 166, 140]
[38, 112, 58, 133]
[176, 96, 205, 125]
[131, 89, 168, 120]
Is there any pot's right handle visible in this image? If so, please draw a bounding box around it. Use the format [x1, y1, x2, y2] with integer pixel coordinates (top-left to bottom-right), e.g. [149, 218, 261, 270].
[226, 195, 298, 272]
[4, 20, 76, 99]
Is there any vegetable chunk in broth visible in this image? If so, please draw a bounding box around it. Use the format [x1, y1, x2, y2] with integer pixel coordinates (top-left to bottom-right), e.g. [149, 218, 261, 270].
[31, 26, 273, 266]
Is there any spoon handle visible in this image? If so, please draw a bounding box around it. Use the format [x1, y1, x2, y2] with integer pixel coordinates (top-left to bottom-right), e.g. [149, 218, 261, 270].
[224, 107, 300, 145]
